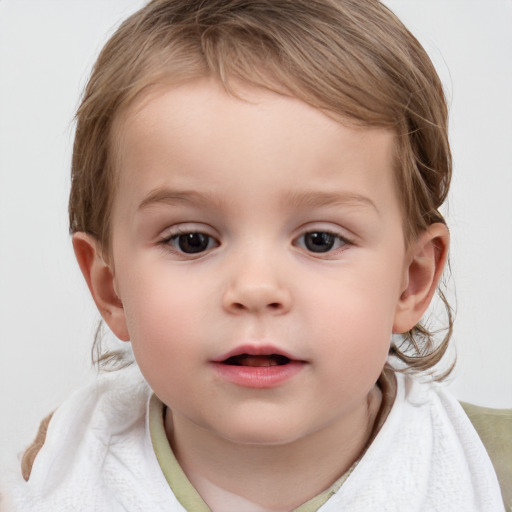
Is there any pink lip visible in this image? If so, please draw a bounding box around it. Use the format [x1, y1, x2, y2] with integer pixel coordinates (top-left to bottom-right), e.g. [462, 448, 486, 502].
[211, 344, 307, 389]
[213, 344, 299, 362]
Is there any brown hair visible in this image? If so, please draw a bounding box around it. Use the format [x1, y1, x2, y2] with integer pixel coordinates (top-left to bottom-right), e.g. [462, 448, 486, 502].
[69, 0, 453, 375]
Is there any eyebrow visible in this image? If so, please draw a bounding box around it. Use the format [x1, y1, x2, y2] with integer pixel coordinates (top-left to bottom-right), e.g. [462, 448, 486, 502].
[138, 189, 224, 210]
[282, 190, 379, 215]
[138, 187, 379, 215]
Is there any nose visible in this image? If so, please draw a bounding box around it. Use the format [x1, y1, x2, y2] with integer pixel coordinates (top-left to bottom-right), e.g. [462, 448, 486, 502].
[222, 254, 292, 315]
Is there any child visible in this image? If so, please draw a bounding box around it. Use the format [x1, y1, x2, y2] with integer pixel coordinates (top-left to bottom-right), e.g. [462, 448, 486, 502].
[5, 0, 506, 510]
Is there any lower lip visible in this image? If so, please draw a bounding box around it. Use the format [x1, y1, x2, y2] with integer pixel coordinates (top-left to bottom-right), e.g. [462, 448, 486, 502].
[211, 361, 305, 388]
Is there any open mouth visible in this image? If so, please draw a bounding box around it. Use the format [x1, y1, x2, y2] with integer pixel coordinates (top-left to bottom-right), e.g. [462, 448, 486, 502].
[213, 347, 305, 387]
[223, 354, 291, 367]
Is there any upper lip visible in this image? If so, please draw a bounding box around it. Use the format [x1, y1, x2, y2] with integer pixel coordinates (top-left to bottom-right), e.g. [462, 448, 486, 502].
[212, 344, 303, 363]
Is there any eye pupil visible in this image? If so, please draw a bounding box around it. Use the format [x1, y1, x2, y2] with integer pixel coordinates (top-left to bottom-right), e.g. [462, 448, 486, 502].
[178, 233, 209, 253]
[304, 232, 335, 253]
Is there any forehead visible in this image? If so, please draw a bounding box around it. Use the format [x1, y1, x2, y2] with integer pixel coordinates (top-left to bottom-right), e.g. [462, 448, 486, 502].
[110, 78, 399, 220]
[115, 78, 395, 165]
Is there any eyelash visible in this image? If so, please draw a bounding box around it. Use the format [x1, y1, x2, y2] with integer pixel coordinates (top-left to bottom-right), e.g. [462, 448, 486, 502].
[158, 228, 353, 256]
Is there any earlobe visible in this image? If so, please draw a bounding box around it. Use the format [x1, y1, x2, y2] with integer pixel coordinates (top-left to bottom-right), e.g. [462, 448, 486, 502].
[72, 233, 130, 341]
[393, 223, 449, 334]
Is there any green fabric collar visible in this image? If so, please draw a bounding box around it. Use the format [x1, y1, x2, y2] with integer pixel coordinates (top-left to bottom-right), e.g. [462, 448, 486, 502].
[149, 394, 211, 512]
[149, 394, 354, 512]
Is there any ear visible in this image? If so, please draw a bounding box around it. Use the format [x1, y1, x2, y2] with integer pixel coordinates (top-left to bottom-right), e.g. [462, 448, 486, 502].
[393, 223, 449, 334]
[72, 232, 130, 341]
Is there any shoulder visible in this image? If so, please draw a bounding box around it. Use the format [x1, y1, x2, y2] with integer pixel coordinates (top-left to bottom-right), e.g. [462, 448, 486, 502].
[321, 373, 505, 511]
[399, 373, 507, 456]
[21, 366, 150, 480]
[403, 374, 509, 511]
[391, 373, 504, 509]
[6, 366, 176, 511]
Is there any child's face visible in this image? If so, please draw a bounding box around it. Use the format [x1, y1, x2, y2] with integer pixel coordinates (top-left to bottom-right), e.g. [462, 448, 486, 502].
[108, 78, 410, 445]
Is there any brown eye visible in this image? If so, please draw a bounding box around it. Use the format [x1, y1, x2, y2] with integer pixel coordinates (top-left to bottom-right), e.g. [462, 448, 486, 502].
[304, 232, 335, 252]
[296, 231, 348, 253]
[172, 233, 213, 253]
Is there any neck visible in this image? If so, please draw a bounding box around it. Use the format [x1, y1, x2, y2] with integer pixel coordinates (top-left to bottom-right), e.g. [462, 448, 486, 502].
[166, 383, 390, 512]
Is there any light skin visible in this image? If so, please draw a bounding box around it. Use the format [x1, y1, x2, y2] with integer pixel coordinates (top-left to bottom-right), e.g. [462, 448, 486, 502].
[74, 78, 448, 511]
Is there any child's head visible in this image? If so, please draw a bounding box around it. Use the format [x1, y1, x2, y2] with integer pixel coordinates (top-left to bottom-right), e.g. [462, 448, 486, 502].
[70, 0, 451, 377]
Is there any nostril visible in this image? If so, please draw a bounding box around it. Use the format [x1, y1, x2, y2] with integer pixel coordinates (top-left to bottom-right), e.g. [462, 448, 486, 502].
[232, 302, 281, 310]
[223, 286, 291, 315]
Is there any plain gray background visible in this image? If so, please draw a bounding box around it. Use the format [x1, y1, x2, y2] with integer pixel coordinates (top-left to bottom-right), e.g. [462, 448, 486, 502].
[1, 0, 511, 473]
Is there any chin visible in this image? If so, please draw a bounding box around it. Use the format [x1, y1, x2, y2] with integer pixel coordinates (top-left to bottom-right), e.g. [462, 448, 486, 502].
[214, 417, 312, 447]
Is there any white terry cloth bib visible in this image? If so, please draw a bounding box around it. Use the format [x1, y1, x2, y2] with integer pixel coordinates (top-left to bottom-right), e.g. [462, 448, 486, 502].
[3, 366, 504, 512]
[318, 373, 504, 511]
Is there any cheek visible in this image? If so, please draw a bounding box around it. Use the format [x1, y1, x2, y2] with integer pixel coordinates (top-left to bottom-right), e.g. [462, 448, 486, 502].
[314, 300, 391, 407]
[310, 262, 401, 334]
[119, 267, 207, 367]
[306, 260, 403, 374]
[318, 296, 392, 365]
